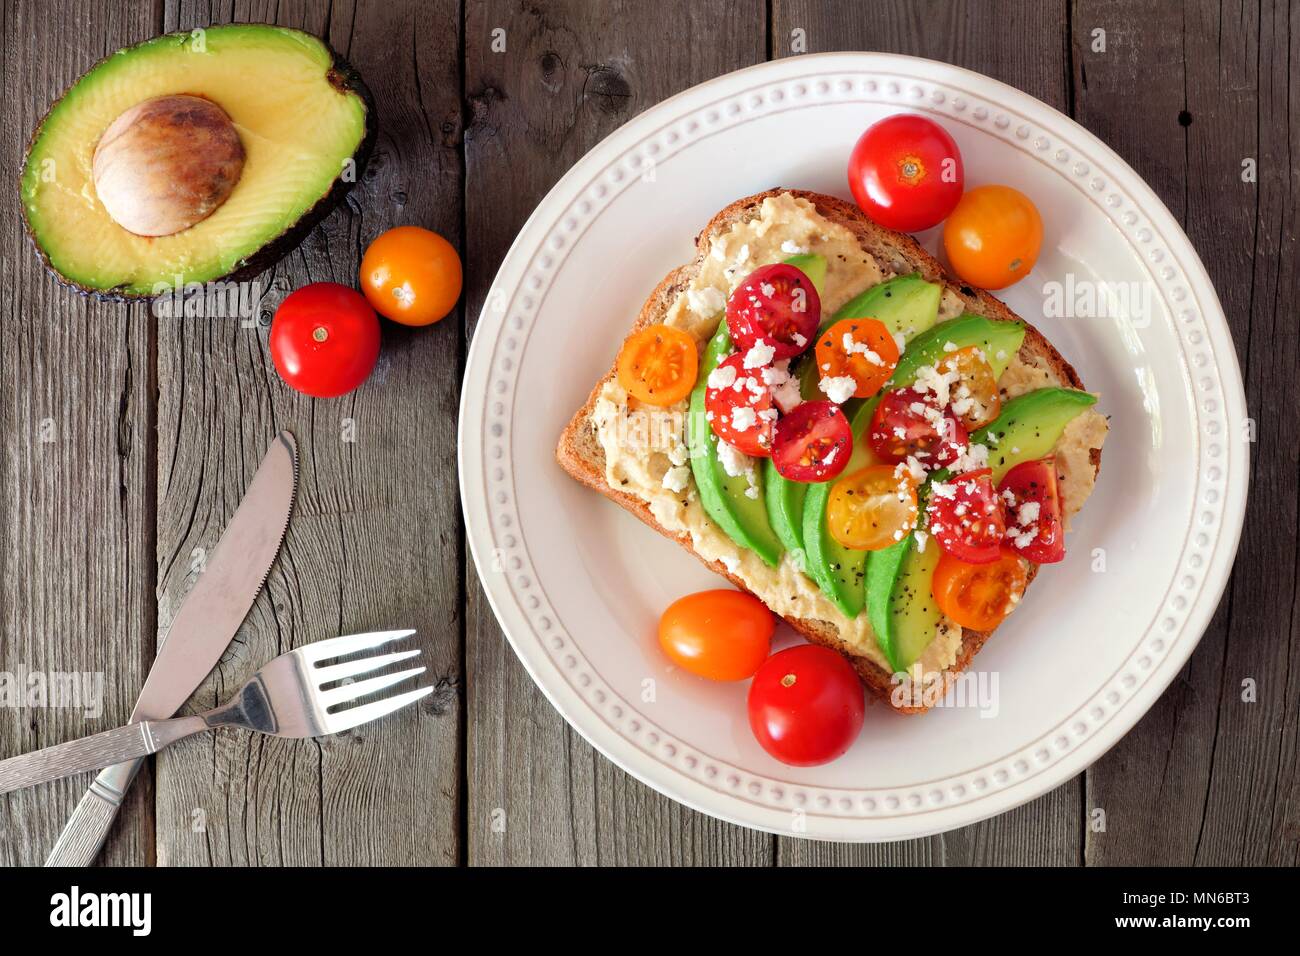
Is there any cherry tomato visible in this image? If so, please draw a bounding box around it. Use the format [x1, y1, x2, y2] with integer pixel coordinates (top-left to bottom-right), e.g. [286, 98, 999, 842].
[942, 185, 1043, 290]
[658, 589, 774, 681]
[815, 318, 899, 399]
[270, 282, 380, 398]
[937, 346, 1001, 429]
[360, 225, 463, 326]
[725, 263, 821, 360]
[772, 400, 852, 482]
[616, 324, 698, 406]
[827, 464, 919, 551]
[705, 353, 775, 456]
[932, 549, 1029, 631]
[998, 456, 1065, 563]
[927, 469, 1006, 564]
[868, 386, 968, 467]
[847, 114, 965, 233]
[748, 644, 865, 766]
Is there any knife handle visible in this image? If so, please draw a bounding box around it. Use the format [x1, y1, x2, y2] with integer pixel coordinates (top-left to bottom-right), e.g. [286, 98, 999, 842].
[44, 760, 142, 866]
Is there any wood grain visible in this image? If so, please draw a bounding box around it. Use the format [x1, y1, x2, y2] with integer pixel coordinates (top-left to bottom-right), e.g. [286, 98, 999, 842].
[463, 0, 771, 866]
[1075, 0, 1300, 866]
[0, 0, 157, 868]
[770, 0, 1083, 866]
[149, 0, 463, 866]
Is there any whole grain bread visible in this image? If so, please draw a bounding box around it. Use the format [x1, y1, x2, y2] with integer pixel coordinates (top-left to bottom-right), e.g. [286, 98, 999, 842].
[556, 189, 1102, 713]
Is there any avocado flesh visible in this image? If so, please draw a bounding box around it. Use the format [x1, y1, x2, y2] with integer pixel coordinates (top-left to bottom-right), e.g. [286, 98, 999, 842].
[867, 387, 1099, 671]
[892, 313, 1025, 385]
[21, 24, 371, 296]
[688, 322, 784, 569]
[972, 387, 1099, 483]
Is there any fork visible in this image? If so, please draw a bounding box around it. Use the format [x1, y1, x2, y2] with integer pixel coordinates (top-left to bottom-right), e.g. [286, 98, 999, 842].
[0, 629, 430, 796]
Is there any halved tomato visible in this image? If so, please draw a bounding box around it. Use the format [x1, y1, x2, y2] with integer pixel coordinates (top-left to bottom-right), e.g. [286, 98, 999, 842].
[937, 345, 1001, 429]
[772, 400, 852, 482]
[868, 386, 968, 467]
[815, 318, 899, 399]
[999, 456, 1065, 563]
[704, 353, 774, 456]
[932, 549, 1029, 631]
[827, 464, 919, 550]
[927, 469, 1005, 563]
[725, 263, 821, 360]
[616, 324, 699, 406]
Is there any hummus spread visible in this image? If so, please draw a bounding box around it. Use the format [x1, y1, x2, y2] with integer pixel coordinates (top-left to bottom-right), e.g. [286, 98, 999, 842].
[592, 193, 1107, 679]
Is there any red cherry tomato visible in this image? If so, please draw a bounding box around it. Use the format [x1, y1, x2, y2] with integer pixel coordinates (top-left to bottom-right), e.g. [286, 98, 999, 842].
[748, 644, 865, 767]
[658, 589, 774, 681]
[847, 114, 965, 233]
[771, 400, 852, 482]
[705, 353, 775, 456]
[868, 387, 968, 467]
[270, 283, 380, 398]
[927, 468, 1006, 564]
[725, 263, 821, 360]
[998, 456, 1065, 563]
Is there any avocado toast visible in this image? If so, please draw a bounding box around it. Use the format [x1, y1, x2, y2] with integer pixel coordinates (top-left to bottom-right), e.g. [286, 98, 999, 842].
[556, 189, 1108, 714]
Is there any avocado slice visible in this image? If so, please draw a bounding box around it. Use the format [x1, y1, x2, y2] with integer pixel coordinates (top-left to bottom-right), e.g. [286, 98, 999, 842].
[866, 531, 945, 673]
[688, 323, 784, 568]
[972, 387, 1099, 482]
[20, 24, 375, 298]
[782, 253, 827, 292]
[891, 313, 1026, 386]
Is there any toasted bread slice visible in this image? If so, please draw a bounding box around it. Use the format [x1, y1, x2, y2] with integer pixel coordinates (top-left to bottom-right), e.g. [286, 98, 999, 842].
[557, 189, 1104, 713]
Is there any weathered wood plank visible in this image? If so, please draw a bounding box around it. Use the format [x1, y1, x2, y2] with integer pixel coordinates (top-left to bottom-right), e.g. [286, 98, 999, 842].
[0, 0, 158, 866]
[151, 0, 464, 866]
[463, 0, 772, 865]
[770, 0, 1081, 865]
[1075, 0, 1299, 866]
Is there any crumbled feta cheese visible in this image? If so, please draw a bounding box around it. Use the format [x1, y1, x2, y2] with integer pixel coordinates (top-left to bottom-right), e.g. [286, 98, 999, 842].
[686, 286, 726, 317]
[760, 361, 790, 386]
[661, 465, 690, 493]
[942, 341, 958, 352]
[758, 408, 779, 422]
[759, 282, 775, 297]
[914, 529, 929, 552]
[711, 238, 728, 261]
[771, 377, 803, 413]
[667, 441, 688, 467]
[893, 332, 908, 353]
[734, 244, 750, 266]
[730, 406, 757, 432]
[818, 374, 857, 404]
[792, 332, 807, 348]
[822, 446, 838, 466]
[743, 339, 776, 369]
[1017, 501, 1041, 524]
[903, 455, 927, 482]
[707, 363, 737, 390]
[780, 239, 808, 255]
[717, 441, 752, 478]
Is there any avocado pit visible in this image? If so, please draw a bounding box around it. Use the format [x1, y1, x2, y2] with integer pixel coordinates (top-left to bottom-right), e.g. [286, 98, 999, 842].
[92, 93, 244, 237]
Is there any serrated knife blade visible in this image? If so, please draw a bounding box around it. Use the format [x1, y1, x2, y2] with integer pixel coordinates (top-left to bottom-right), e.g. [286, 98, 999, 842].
[44, 430, 298, 866]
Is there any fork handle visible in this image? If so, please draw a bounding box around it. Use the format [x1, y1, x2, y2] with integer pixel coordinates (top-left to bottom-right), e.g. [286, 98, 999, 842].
[0, 715, 208, 796]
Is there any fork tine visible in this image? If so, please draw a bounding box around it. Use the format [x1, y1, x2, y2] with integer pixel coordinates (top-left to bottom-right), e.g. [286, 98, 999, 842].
[313, 649, 421, 685]
[318, 667, 426, 708]
[321, 686, 434, 734]
[300, 629, 417, 664]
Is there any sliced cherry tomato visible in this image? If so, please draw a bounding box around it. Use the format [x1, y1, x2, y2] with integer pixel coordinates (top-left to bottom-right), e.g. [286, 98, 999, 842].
[725, 263, 821, 360]
[847, 114, 965, 233]
[998, 456, 1065, 563]
[927, 469, 1006, 564]
[937, 345, 1001, 429]
[771, 400, 852, 482]
[360, 225, 463, 326]
[270, 282, 380, 398]
[868, 386, 968, 467]
[942, 185, 1043, 290]
[616, 324, 699, 406]
[932, 549, 1029, 631]
[658, 589, 774, 681]
[704, 353, 775, 456]
[815, 318, 899, 399]
[827, 464, 919, 550]
[747, 644, 865, 766]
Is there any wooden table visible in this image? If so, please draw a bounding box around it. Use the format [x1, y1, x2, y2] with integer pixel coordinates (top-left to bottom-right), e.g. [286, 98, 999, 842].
[0, 0, 1294, 867]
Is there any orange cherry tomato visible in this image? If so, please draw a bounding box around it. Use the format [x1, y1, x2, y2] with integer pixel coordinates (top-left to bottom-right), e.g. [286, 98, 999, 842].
[617, 324, 699, 406]
[658, 589, 774, 681]
[932, 548, 1029, 631]
[814, 318, 899, 399]
[942, 185, 1043, 290]
[826, 464, 918, 551]
[360, 226, 463, 326]
[937, 345, 1002, 429]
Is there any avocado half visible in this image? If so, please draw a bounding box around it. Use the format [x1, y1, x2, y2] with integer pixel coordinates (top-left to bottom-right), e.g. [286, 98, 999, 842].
[19, 23, 376, 299]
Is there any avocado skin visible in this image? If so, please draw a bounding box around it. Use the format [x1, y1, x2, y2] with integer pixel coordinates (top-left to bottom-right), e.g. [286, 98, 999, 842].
[19, 24, 377, 303]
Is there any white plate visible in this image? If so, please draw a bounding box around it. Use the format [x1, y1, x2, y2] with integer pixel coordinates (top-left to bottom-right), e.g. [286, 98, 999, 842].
[459, 53, 1248, 841]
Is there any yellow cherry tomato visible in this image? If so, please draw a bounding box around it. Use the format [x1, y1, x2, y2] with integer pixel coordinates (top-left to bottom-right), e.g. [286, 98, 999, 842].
[616, 324, 699, 406]
[360, 226, 463, 326]
[942, 185, 1043, 290]
[658, 589, 774, 681]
